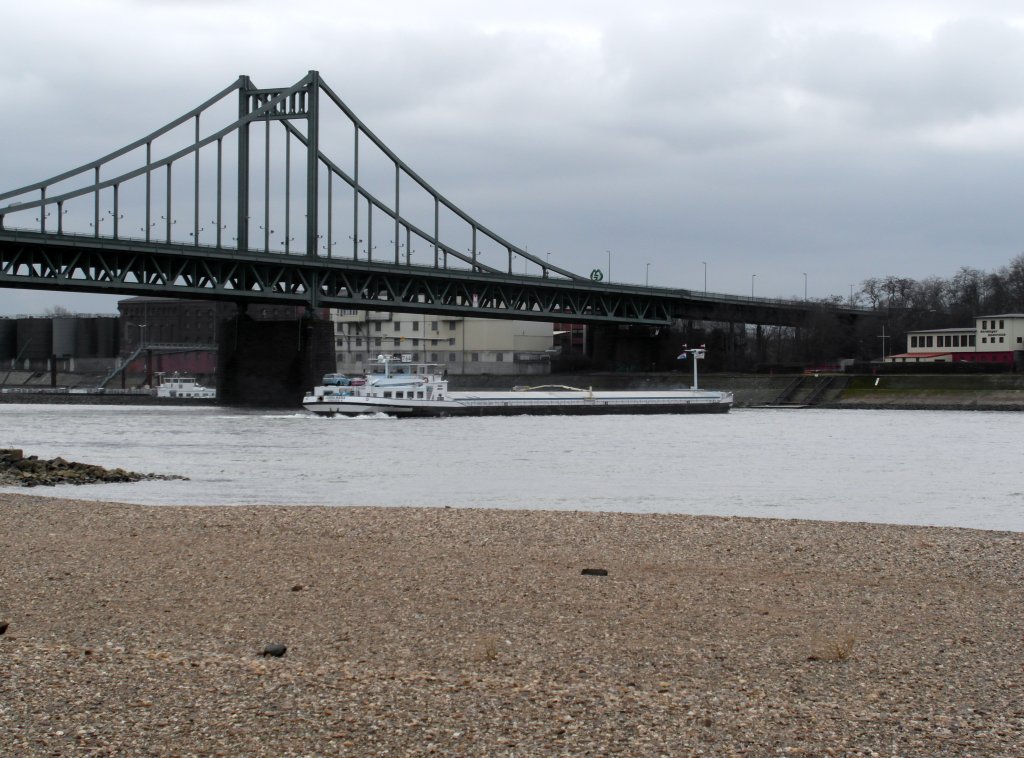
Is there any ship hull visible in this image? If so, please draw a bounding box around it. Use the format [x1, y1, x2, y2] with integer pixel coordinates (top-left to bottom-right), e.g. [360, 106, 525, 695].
[302, 390, 733, 417]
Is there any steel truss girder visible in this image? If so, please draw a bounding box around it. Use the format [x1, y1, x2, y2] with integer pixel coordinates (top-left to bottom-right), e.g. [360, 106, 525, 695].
[0, 232, 680, 325]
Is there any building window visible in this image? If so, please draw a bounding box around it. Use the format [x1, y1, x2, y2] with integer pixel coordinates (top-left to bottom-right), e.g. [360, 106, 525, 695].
[449, 338, 455, 346]
[448, 352, 457, 362]
[1000, 337, 1005, 343]
[982, 320, 988, 329]
[496, 352, 504, 362]
[952, 335, 959, 347]
[374, 322, 382, 332]
[1018, 337, 1022, 344]
[926, 336, 933, 347]
[431, 321, 439, 331]
[969, 335, 976, 346]
[430, 353, 439, 362]
[394, 321, 401, 331]
[412, 322, 419, 332]
[412, 353, 420, 361]
[1000, 320, 1005, 328]
[471, 353, 479, 362]
[412, 339, 419, 346]
[355, 338, 362, 347]
[375, 338, 382, 347]
[911, 336, 918, 348]
[355, 353, 363, 362]
[982, 337, 987, 343]
[448, 321, 457, 330]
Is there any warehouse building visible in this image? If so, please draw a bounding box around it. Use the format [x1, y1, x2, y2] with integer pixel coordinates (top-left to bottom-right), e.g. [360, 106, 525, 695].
[331, 310, 554, 375]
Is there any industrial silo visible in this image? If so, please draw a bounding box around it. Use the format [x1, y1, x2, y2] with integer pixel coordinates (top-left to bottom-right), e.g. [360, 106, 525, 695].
[52, 317, 77, 357]
[0, 319, 16, 361]
[95, 318, 119, 357]
[16, 318, 53, 363]
[75, 318, 100, 358]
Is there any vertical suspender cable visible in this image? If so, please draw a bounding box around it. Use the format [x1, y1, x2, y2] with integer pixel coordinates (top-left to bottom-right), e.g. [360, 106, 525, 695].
[264, 118, 270, 252]
[216, 137, 223, 248]
[165, 163, 172, 242]
[194, 115, 200, 245]
[145, 141, 152, 242]
[394, 163, 400, 264]
[352, 125, 359, 260]
[93, 167, 100, 237]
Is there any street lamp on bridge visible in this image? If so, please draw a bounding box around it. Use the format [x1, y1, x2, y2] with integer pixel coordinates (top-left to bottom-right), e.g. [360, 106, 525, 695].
[751, 274, 756, 298]
[128, 322, 147, 348]
[645, 262, 650, 286]
[702, 261, 707, 294]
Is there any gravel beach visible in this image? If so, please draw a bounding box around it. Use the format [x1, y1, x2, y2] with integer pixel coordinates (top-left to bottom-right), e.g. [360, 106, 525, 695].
[1, 493, 1021, 756]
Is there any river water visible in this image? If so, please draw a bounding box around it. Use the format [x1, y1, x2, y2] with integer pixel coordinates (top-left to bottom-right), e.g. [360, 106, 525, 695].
[1, 404, 1020, 532]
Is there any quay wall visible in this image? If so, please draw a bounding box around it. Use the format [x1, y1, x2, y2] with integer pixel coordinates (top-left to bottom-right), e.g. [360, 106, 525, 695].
[4, 371, 1024, 409]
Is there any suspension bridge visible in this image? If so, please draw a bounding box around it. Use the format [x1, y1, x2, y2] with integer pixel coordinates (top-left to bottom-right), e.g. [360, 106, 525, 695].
[0, 70, 858, 328]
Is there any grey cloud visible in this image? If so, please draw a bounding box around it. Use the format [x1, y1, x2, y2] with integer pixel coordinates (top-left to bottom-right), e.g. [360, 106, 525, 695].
[794, 18, 1024, 129]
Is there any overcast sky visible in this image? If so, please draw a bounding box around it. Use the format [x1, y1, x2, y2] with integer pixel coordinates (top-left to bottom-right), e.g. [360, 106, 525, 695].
[3, 0, 1024, 315]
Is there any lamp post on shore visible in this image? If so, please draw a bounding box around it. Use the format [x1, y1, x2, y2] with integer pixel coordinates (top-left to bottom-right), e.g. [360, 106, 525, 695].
[702, 261, 707, 293]
[751, 274, 756, 298]
[129, 322, 147, 349]
[803, 272, 808, 300]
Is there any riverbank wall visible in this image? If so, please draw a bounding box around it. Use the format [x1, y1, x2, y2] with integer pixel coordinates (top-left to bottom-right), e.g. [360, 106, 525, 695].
[4, 371, 1024, 409]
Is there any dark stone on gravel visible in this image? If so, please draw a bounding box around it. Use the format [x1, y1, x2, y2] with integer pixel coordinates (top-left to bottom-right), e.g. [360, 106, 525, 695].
[0, 448, 186, 487]
[581, 568, 608, 576]
[0, 621, 7, 635]
[261, 644, 287, 657]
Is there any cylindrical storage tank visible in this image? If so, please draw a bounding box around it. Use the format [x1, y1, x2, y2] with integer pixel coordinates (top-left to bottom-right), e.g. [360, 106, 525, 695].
[52, 317, 76, 357]
[75, 318, 100, 358]
[0, 319, 16, 360]
[95, 318, 119, 357]
[16, 318, 54, 361]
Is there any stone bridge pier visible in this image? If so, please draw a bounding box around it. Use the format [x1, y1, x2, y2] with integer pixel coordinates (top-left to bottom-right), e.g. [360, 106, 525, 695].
[216, 315, 335, 407]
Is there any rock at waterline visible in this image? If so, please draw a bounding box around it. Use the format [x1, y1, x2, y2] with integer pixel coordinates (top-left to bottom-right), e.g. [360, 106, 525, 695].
[0, 448, 188, 487]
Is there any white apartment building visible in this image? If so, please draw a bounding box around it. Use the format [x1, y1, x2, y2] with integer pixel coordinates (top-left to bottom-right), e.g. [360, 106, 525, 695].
[331, 310, 554, 375]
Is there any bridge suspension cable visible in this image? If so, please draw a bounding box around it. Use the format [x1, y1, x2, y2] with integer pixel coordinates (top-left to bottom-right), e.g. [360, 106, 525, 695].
[0, 71, 581, 282]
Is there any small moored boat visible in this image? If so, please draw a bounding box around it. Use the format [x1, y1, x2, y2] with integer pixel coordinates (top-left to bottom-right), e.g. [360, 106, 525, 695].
[155, 373, 217, 399]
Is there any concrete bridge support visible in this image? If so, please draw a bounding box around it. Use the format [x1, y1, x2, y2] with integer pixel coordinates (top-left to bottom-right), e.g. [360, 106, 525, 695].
[217, 316, 335, 406]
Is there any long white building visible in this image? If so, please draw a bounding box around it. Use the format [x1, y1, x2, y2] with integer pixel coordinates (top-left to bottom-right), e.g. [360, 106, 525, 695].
[887, 313, 1024, 366]
[330, 310, 554, 375]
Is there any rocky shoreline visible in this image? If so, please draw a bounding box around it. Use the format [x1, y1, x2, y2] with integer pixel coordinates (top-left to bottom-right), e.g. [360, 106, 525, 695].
[0, 448, 187, 487]
[1, 494, 1021, 755]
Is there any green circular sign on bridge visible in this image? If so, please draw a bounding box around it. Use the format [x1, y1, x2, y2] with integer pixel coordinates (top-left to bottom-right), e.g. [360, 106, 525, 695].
[589, 269, 604, 282]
